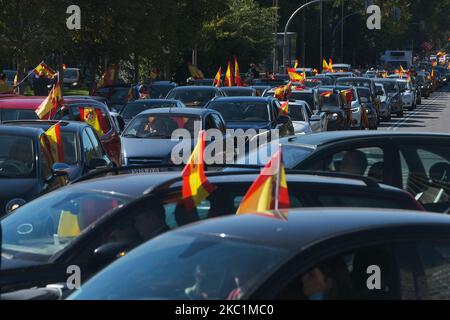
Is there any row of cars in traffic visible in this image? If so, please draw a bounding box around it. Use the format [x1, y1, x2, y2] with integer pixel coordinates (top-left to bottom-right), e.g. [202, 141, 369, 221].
[1, 63, 450, 300]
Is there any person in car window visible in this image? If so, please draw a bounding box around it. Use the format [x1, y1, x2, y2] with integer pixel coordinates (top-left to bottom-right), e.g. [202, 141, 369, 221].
[340, 150, 368, 176]
[185, 264, 209, 300]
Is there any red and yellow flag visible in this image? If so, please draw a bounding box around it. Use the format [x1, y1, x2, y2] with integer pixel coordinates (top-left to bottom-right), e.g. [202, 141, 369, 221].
[41, 123, 65, 164]
[13, 72, 18, 87]
[234, 57, 242, 87]
[320, 91, 333, 98]
[33, 62, 56, 78]
[79, 107, 109, 137]
[274, 82, 292, 101]
[287, 68, 305, 83]
[279, 101, 289, 115]
[225, 61, 234, 87]
[294, 59, 300, 69]
[323, 59, 330, 72]
[213, 67, 222, 87]
[329, 58, 334, 72]
[35, 78, 63, 120]
[182, 130, 216, 212]
[237, 150, 290, 216]
[340, 89, 353, 105]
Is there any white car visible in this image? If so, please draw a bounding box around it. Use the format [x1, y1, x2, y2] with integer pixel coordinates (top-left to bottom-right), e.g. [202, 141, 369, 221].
[397, 79, 416, 111]
[285, 100, 327, 134]
[375, 83, 392, 121]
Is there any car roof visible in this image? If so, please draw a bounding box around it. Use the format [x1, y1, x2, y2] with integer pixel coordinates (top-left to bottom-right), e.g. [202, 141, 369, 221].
[170, 86, 219, 91]
[2, 120, 89, 132]
[126, 99, 179, 104]
[281, 131, 450, 147]
[136, 107, 212, 116]
[221, 87, 256, 91]
[374, 78, 398, 83]
[0, 96, 46, 109]
[173, 208, 450, 249]
[337, 77, 372, 82]
[0, 125, 43, 137]
[209, 96, 272, 103]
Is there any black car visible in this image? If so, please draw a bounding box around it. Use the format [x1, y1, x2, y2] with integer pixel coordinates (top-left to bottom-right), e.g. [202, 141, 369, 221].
[355, 87, 378, 130]
[315, 87, 350, 131]
[0, 169, 424, 295]
[119, 99, 186, 126]
[166, 86, 226, 108]
[93, 85, 134, 113]
[205, 96, 295, 138]
[146, 81, 177, 99]
[220, 87, 257, 97]
[373, 79, 404, 117]
[69, 208, 450, 300]
[240, 131, 450, 213]
[0, 125, 75, 217]
[3, 120, 114, 181]
[416, 74, 432, 99]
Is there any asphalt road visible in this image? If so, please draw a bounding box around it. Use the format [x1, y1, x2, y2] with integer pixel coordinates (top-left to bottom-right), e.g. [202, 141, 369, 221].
[379, 84, 450, 133]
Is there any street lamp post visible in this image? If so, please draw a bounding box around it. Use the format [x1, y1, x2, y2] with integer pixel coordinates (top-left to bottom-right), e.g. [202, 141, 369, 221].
[283, 0, 333, 72]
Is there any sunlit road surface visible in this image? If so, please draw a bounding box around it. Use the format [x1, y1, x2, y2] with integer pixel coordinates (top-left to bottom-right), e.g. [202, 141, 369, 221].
[379, 85, 450, 133]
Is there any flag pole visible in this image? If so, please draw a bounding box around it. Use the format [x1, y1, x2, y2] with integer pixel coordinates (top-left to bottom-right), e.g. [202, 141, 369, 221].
[274, 146, 282, 211]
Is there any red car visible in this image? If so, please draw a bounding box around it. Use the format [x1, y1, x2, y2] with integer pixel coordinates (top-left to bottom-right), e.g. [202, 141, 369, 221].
[0, 95, 122, 166]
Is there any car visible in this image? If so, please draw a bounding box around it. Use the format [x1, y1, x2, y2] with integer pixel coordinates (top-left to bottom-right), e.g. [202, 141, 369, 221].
[410, 80, 422, 106]
[121, 108, 227, 166]
[373, 79, 404, 117]
[263, 87, 320, 111]
[0, 125, 83, 217]
[146, 81, 177, 99]
[251, 85, 272, 97]
[166, 86, 226, 108]
[53, 99, 122, 166]
[93, 85, 135, 113]
[239, 131, 450, 213]
[3, 120, 114, 179]
[336, 77, 383, 120]
[204, 97, 294, 138]
[0, 96, 45, 123]
[220, 87, 257, 97]
[416, 74, 432, 99]
[63, 68, 81, 88]
[375, 83, 391, 121]
[284, 100, 327, 134]
[397, 79, 417, 111]
[320, 85, 364, 130]
[322, 72, 355, 83]
[67, 207, 450, 300]
[305, 76, 335, 87]
[64, 95, 109, 107]
[315, 87, 350, 131]
[355, 87, 378, 130]
[251, 78, 287, 87]
[332, 64, 352, 72]
[0, 169, 425, 296]
[119, 99, 186, 126]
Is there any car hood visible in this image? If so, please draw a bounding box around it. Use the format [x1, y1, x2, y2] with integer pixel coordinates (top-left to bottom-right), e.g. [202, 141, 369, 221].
[122, 138, 193, 159]
[226, 122, 272, 131]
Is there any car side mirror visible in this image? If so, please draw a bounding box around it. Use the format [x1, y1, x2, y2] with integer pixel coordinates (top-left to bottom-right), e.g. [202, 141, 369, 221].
[93, 242, 128, 264]
[88, 158, 108, 170]
[52, 163, 71, 177]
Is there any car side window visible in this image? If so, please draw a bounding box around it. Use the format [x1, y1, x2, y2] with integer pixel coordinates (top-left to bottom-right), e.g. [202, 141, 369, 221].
[82, 130, 96, 163]
[211, 114, 226, 133]
[204, 115, 215, 130]
[275, 245, 401, 300]
[399, 144, 450, 210]
[306, 147, 385, 182]
[86, 128, 106, 158]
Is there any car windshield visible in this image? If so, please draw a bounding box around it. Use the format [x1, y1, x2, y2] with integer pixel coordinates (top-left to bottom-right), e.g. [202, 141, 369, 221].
[69, 233, 289, 300]
[167, 90, 216, 107]
[148, 85, 175, 99]
[1, 190, 130, 260]
[0, 135, 35, 178]
[378, 82, 397, 94]
[209, 102, 269, 123]
[222, 89, 254, 97]
[289, 92, 315, 109]
[289, 105, 307, 122]
[357, 88, 372, 100]
[124, 114, 201, 138]
[337, 80, 371, 89]
[95, 88, 130, 104]
[398, 82, 407, 90]
[64, 70, 78, 78]
[121, 102, 177, 120]
[318, 92, 340, 108]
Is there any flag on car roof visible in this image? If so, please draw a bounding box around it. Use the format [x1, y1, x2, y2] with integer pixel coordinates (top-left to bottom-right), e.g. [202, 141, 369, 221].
[320, 91, 333, 98]
[182, 130, 216, 212]
[225, 61, 234, 87]
[213, 67, 222, 87]
[329, 58, 334, 72]
[279, 101, 289, 115]
[79, 107, 109, 137]
[33, 62, 56, 78]
[287, 68, 305, 83]
[234, 57, 242, 87]
[340, 89, 353, 105]
[237, 149, 290, 217]
[41, 122, 65, 164]
[35, 77, 63, 120]
[274, 82, 292, 101]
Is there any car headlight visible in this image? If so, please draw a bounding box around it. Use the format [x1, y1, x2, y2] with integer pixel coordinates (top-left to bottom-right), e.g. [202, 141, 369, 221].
[6, 198, 27, 214]
[72, 82, 78, 86]
[331, 113, 339, 120]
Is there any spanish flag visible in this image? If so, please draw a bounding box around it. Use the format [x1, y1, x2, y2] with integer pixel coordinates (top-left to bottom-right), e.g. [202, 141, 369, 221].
[329, 58, 334, 72]
[213, 67, 222, 87]
[340, 89, 353, 105]
[182, 130, 216, 212]
[33, 62, 56, 78]
[294, 59, 300, 69]
[320, 91, 333, 98]
[79, 107, 108, 137]
[274, 82, 292, 101]
[237, 150, 290, 216]
[234, 57, 242, 87]
[42, 123, 65, 163]
[225, 61, 234, 87]
[287, 68, 305, 83]
[323, 59, 330, 72]
[58, 210, 81, 238]
[35, 80, 62, 120]
[279, 101, 289, 115]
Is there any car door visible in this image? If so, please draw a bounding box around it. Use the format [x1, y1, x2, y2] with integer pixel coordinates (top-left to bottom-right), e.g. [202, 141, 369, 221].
[394, 139, 450, 212]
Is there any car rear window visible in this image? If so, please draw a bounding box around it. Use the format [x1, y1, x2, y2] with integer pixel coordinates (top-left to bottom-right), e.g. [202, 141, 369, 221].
[1, 109, 39, 122]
